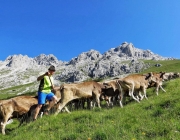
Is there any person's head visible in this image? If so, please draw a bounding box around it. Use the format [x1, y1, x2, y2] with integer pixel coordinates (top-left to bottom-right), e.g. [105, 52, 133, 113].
[48, 65, 56, 75]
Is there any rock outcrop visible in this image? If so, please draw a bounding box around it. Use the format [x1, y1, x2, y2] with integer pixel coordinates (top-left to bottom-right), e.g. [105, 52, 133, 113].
[0, 42, 174, 91]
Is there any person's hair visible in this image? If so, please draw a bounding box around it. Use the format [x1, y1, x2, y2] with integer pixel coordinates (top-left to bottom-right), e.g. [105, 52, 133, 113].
[48, 65, 56, 71]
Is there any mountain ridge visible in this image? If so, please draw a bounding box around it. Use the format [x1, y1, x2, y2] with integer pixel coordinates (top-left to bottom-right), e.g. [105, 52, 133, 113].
[0, 42, 176, 94]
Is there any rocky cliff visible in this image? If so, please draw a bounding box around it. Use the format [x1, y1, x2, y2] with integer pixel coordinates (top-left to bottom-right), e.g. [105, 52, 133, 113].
[0, 42, 173, 93]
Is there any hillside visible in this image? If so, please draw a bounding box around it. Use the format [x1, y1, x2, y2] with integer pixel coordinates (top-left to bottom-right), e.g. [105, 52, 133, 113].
[0, 59, 180, 139]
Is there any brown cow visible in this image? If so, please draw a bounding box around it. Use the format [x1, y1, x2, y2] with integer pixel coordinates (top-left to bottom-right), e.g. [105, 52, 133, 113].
[101, 80, 120, 107]
[51, 87, 72, 113]
[148, 72, 166, 95]
[55, 81, 104, 115]
[102, 79, 144, 107]
[0, 96, 38, 135]
[116, 72, 154, 107]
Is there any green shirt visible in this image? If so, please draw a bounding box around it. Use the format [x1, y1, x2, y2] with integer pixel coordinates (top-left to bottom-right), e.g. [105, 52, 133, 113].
[38, 75, 54, 93]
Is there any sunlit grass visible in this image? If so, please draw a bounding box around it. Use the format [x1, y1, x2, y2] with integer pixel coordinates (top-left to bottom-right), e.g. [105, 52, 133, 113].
[0, 78, 180, 140]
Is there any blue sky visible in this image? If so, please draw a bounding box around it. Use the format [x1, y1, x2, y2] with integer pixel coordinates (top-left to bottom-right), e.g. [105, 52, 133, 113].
[0, 0, 180, 61]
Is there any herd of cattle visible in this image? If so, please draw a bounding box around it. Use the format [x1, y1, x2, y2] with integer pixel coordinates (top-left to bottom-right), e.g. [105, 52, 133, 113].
[0, 71, 179, 134]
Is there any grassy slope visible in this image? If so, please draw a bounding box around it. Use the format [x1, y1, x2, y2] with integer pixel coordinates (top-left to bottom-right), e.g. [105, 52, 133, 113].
[0, 60, 180, 140]
[142, 59, 180, 73]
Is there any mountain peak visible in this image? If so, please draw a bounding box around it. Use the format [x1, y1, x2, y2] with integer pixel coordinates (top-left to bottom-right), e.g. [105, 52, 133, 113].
[105, 42, 165, 60]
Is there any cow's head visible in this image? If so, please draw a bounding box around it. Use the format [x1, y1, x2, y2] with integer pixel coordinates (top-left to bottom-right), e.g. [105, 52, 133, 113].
[103, 82, 112, 89]
[144, 72, 154, 80]
[159, 71, 166, 81]
[173, 72, 180, 78]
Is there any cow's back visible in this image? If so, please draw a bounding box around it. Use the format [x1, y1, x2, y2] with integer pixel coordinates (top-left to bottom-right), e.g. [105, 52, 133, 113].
[12, 96, 38, 115]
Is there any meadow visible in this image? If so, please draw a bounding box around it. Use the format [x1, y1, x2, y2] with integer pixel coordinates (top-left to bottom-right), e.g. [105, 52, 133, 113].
[0, 60, 180, 140]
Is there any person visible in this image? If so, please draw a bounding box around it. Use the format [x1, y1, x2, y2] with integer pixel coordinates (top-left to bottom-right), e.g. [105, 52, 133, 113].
[33, 65, 58, 120]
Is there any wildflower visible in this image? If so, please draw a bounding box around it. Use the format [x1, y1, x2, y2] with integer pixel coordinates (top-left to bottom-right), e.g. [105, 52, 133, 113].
[142, 132, 146, 135]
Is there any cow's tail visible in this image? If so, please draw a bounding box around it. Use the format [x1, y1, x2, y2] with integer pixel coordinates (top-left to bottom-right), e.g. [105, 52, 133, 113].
[116, 80, 124, 107]
[116, 80, 123, 98]
[116, 80, 122, 91]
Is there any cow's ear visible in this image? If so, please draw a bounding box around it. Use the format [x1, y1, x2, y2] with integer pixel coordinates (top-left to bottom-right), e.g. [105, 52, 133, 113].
[60, 85, 64, 90]
[150, 72, 153, 76]
[160, 71, 165, 74]
[145, 72, 152, 80]
[146, 72, 153, 77]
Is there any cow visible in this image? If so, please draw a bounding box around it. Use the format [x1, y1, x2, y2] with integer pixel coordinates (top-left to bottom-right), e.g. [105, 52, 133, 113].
[174, 72, 180, 78]
[162, 72, 180, 81]
[54, 81, 104, 115]
[148, 72, 166, 95]
[42, 87, 71, 114]
[101, 80, 120, 107]
[0, 96, 38, 135]
[102, 79, 145, 107]
[116, 72, 154, 107]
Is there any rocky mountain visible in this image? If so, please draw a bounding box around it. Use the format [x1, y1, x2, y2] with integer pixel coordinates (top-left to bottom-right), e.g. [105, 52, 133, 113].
[0, 42, 174, 94]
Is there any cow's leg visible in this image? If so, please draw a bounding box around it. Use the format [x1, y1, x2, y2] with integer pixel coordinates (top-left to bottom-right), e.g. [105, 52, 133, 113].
[130, 91, 140, 102]
[90, 100, 94, 109]
[129, 84, 139, 102]
[86, 98, 92, 110]
[91, 95, 98, 109]
[160, 85, 166, 92]
[138, 92, 144, 100]
[46, 95, 58, 112]
[95, 95, 101, 109]
[136, 94, 140, 101]
[119, 92, 124, 108]
[55, 98, 73, 115]
[1, 112, 12, 135]
[129, 86, 133, 97]
[64, 106, 71, 113]
[92, 90, 101, 109]
[108, 97, 111, 107]
[55, 102, 67, 115]
[109, 97, 113, 107]
[142, 88, 148, 99]
[1, 121, 6, 135]
[135, 91, 143, 101]
[106, 99, 109, 107]
[155, 84, 159, 95]
[116, 81, 124, 107]
[104, 96, 109, 107]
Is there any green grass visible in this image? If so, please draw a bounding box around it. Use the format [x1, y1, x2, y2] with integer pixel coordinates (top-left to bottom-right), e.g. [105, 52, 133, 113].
[0, 82, 36, 98]
[142, 59, 180, 73]
[0, 78, 180, 140]
[0, 60, 180, 139]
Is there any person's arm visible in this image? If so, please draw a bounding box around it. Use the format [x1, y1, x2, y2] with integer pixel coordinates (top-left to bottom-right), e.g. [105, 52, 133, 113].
[37, 72, 48, 81]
